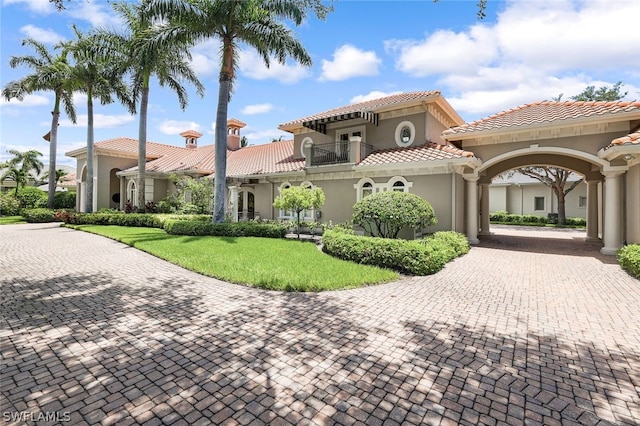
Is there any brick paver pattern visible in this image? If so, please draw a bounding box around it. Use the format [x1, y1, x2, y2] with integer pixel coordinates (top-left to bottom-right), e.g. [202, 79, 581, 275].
[1, 223, 639, 425]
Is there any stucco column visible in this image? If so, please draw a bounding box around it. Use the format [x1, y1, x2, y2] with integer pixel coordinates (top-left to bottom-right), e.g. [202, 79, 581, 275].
[479, 183, 492, 235]
[585, 180, 600, 241]
[229, 186, 239, 222]
[79, 182, 86, 213]
[119, 177, 126, 210]
[601, 171, 624, 255]
[464, 176, 480, 245]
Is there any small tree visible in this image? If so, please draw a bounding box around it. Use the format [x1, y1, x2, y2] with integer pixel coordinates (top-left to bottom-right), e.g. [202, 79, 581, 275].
[353, 191, 437, 239]
[273, 185, 325, 239]
[167, 175, 214, 214]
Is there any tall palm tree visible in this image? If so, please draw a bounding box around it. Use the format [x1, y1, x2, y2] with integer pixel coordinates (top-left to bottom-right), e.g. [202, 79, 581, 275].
[147, 0, 326, 222]
[2, 39, 77, 208]
[0, 149, 44, 195]
[64, 25, 135, 213]
[103, 0, 205, 211]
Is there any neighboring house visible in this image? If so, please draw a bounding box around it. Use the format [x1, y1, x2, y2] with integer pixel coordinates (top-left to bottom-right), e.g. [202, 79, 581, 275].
[0, 164, 76, 193]
[66, 92, 640, 254]
[490, 172, 587, 219]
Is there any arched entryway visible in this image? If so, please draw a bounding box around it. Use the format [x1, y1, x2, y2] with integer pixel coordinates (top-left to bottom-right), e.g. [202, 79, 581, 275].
[461, 147, 629, 255]
[237, 188, 255, 221]
[109, 169, 121, 209]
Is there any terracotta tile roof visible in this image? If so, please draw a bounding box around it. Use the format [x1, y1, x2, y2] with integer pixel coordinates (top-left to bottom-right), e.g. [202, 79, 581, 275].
[66, 137, 186, 158]
[358, 142, 475, 167]
[144, 145, 215, 173]
[121, 139, 304, 176]
[443, 101, 640, 136]
[180, 130, 203, 138]
[605, 132, 640, 150]
[280, 91, 441, 128]
[227, 140, 304, 176]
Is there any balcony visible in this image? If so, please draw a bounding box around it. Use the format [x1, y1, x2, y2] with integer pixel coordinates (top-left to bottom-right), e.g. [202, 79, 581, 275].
[309, 139, 374, 166]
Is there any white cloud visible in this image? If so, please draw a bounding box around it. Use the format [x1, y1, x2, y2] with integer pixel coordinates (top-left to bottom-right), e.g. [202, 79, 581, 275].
[238, 50, 310, 84]
[159, 120, 201, 135]
[350, 91, 402, 104]
[0, 94, 50, 107]
[243, 129, 290, 145]
[19, 24, 65, 44]
[241, 103, 274, 115]
[320, 45, 381, 81]
[67, 1, 123, 28]
[386, 0, 640, 119]
[189, 40, 219, 76]
[58, 114, 135, 128]
[385, 26, 496, 77]
[3, 0, 53, 14]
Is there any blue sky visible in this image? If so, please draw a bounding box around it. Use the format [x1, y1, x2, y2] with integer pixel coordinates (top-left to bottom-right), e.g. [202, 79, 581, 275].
[1, 0, 639, 168]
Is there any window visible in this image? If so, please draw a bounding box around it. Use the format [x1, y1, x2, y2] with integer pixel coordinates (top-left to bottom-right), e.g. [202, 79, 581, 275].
[578, 196, 587, 208]
[534, 196, 545, 211]
[362, 182, 373, 198]
[391, 180, 405, 192]
[126, 180, 137, 205]
[300, 137, 313, 158]
[395, 121, 416, 147]
[277, 182, 314, 221]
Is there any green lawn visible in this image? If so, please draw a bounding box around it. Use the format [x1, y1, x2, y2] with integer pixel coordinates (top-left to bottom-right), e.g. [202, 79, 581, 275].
[0, 216, 26, 225]
[70, 225, 399, 291]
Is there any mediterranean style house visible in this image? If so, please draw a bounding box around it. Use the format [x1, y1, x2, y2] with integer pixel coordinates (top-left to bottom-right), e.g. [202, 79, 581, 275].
[66, 91, 640, 254]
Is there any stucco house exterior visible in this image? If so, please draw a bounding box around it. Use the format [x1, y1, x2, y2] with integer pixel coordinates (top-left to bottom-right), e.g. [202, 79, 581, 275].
[66, 91, 640, 254]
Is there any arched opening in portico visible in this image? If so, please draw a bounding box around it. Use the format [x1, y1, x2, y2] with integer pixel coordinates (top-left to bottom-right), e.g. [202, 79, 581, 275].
[465, 147, 615, 254]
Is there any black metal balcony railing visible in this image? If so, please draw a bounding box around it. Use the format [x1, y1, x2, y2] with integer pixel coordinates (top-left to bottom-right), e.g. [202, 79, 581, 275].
[310, 141, 350, 166]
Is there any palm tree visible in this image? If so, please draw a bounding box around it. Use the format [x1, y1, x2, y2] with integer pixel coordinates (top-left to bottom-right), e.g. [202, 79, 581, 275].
[0, 149, 44, 195]
[147, 0, 327, 222]
[103, 0, 205, 211]
[2, 39, 77, 208]
[64, 25, 135, 213]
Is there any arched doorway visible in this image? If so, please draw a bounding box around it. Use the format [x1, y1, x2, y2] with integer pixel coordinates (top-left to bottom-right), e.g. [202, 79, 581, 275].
[109, 169, 121, 209]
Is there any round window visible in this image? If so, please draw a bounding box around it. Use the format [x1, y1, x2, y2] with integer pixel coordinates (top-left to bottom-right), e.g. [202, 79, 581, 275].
[395, 121, 416, 147]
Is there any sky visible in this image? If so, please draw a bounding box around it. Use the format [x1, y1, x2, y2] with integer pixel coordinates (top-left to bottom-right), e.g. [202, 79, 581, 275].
[1, 0, 639, 168]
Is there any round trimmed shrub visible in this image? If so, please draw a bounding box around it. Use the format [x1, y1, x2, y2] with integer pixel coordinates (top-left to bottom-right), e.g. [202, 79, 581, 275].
[15, 187, 47, 209]
[0, 192, 21, 215]
[352, 191, 437, 239]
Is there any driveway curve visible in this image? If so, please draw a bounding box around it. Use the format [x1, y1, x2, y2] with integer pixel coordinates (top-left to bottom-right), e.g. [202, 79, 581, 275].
[1, 223, 639, 425]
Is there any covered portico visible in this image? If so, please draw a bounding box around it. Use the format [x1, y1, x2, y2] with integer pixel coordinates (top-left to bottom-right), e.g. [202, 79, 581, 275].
[443, 101, 640, 255]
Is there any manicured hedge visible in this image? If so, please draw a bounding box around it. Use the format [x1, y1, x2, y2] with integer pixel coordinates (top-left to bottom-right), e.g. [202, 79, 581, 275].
[163, 219, 287, 238]
[61, 212, 211, 227]
[489, 211, 586, 226]
[322, 229, 469, 275]
[22, 208, 60, 223]
[618, 244, 640, 279]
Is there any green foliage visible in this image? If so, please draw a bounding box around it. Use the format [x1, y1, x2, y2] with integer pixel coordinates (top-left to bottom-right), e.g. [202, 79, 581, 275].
[489, 212, 586, 227]
[167, 175, 214, 214]
[63, 212, 164, 228]
[571, 81, 627, 102]
[70, 225, 397, 291]
[617, 245, 640, 279]
[15, 187, 47, 209]
[352, 191, 437, 239]
[273, 185, 325, 238]
[163, 220, 288, 239]
[22, 208, 60, 223]
[53, 191, 76, 209]
[322, 229, 467, 275]
[0, 192, 21, 215]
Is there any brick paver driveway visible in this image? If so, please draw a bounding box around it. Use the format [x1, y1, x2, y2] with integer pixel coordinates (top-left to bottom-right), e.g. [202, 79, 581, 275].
[1, 223, 639, 425]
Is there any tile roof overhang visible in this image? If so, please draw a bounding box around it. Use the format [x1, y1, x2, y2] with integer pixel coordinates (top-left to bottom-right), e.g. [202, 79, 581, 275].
[598, 132, 640, 162]
[443, 101, 640, 141]
[356, 142, 479, 172]
[65, 137, 186, 160]
[279, 91, 464, 133]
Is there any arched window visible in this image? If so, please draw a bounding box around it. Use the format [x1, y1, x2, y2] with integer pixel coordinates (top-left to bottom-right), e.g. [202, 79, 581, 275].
[362, 182, 373, 198]
[391, 181, 405, 192]
[126, 180, 137, 206]
[354, 177, 377, 201]
[300, 137, 313, 158]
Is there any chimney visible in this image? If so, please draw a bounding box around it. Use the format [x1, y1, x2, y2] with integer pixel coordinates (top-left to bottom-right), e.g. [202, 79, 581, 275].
[180, 130, 203, 149]
[226, 118, 246, 151]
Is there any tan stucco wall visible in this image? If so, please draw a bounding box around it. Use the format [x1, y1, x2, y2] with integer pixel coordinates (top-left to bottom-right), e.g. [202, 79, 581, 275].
[626, 164, 640, 244]
[97, 155, 137, 210]
[154, 179, 168, 203]
[489, 182, 586, 218]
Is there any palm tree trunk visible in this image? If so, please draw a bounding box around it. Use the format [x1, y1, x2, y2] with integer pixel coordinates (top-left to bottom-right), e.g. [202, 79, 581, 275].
[47, 94, 61, 209]
[137, 80, 149, 212]
[213, 73, 231, 223]
[86, 90, 94, 213]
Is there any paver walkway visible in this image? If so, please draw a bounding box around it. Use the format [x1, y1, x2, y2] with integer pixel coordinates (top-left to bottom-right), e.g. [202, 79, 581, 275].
[1, 223, 639, 425]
